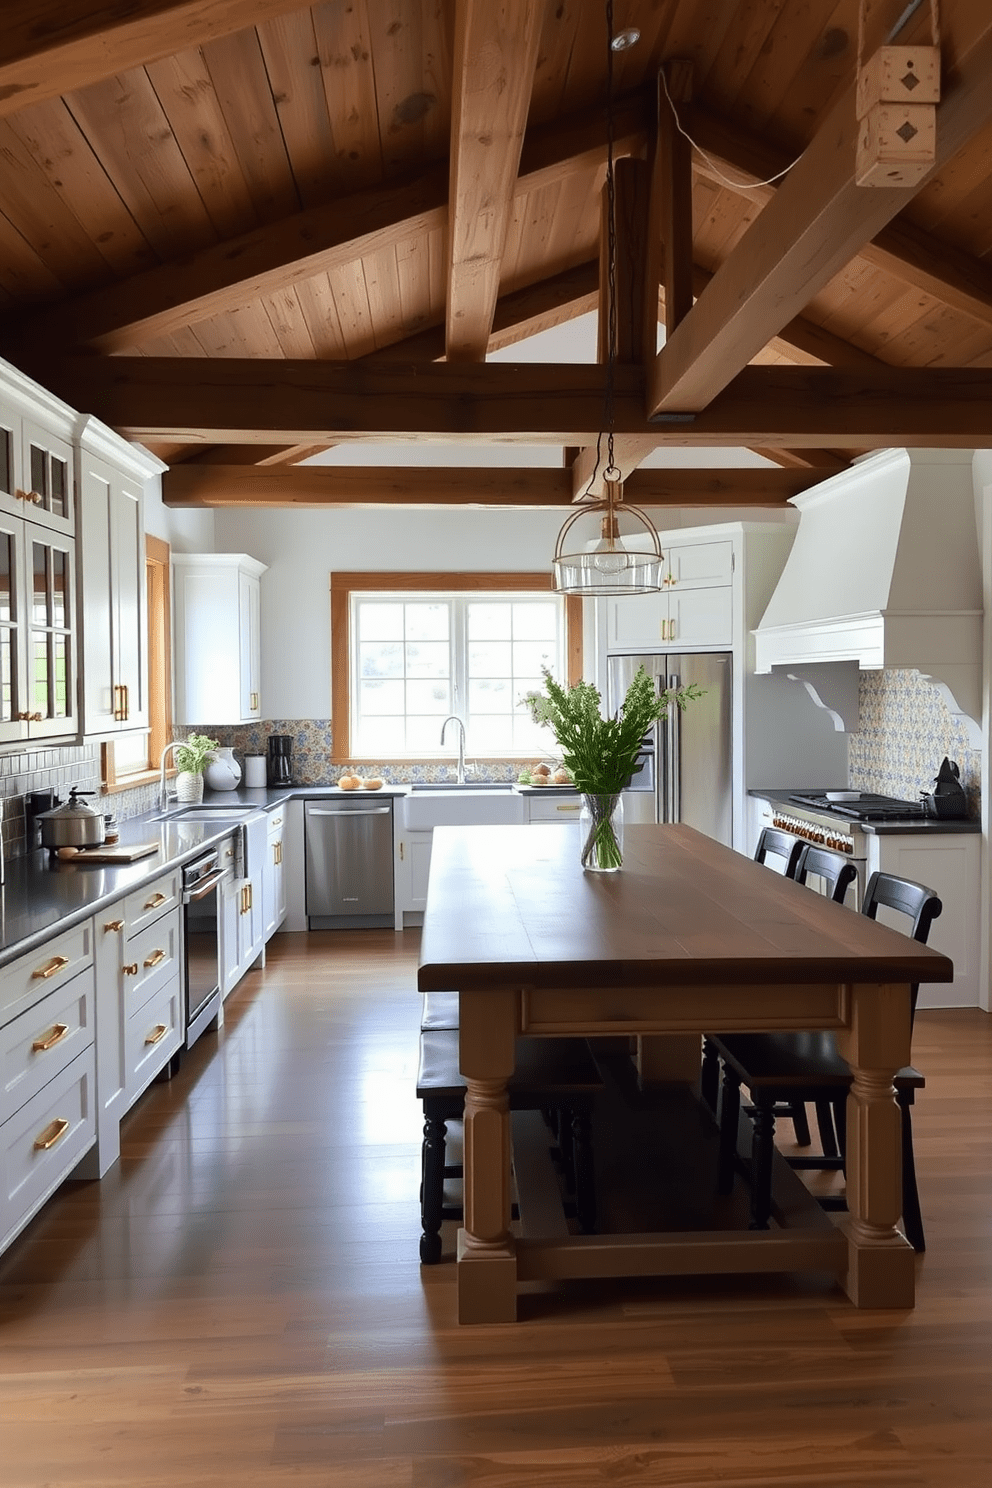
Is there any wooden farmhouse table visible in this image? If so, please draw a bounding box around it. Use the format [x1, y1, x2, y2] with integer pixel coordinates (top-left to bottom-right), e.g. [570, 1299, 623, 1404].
[418, 823, 954, 1324]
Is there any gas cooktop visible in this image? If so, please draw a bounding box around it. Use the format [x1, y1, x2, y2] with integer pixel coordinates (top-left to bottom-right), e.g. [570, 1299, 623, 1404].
[788, 791, 927, 823]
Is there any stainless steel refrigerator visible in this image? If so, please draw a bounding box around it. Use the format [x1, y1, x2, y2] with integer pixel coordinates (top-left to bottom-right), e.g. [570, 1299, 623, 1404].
[607, 652, 733, 844]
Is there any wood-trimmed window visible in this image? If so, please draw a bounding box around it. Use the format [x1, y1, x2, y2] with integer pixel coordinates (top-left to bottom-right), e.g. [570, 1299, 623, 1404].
[102, 534, 173, 790]
[330, 572, 582, 764]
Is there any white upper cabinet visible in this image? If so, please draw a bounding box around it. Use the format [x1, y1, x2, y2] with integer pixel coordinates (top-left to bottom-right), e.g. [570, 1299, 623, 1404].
[0, 363, 80, 744]
[77, 419, 163, 737]
[173, 554, 267, 725]
[604, 539, 735, 651]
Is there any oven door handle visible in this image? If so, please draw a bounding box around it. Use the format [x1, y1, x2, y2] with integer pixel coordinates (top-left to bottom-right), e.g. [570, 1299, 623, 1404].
[184, 868, 231, 903]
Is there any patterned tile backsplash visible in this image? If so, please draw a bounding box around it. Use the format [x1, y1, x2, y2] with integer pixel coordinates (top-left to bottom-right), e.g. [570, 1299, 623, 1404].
[2, 674, 981, 858]
[848, 670, 981, 813]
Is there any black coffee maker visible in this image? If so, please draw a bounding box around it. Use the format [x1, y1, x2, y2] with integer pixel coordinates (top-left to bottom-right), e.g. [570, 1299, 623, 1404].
[267, 734, 294, 786]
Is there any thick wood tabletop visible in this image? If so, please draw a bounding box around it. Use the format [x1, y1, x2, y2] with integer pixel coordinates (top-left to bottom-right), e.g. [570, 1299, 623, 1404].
[417, 824, 954, 992]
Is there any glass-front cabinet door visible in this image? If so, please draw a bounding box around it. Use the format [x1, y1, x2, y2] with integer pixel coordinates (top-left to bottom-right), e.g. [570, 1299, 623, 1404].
[27, 525, 77, 737]
[0, 514, 29, 743]
[21, 419, 75, 535]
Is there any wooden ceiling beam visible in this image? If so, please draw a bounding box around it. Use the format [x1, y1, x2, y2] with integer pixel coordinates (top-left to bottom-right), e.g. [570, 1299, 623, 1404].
[3, 94, 644, 362]
[445, 0, 543, 362]
[162, 462, 815, 509]
[38, 356, 992, 447]
[648, 13, 992, 417]
[690, 103, 992, 336]
[0, 1, 307, 119]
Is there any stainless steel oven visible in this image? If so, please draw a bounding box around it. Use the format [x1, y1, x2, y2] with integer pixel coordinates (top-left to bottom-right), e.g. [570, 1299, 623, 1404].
[182, 845, 234, 1048]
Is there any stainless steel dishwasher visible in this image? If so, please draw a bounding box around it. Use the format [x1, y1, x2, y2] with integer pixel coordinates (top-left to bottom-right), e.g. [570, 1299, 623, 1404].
[304, 797, 395, 928]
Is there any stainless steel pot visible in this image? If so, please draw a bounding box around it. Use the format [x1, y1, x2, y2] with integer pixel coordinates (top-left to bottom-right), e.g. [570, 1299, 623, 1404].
[38, 789, 106, 850]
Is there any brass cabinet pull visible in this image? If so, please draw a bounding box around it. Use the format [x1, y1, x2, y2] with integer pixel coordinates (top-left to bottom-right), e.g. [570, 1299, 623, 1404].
[143, 892, 167, 909]
[32, 1023, 69, 1052]
[247, 882, 252, 910]
[250, 691, 259, 710]
[113, 684, 123, 720]
[555, 803, 580, 812]
[15, 488, 43, 506]
[30, 711, 42, 721]
[123, 962, 139, 976]
[32, 954, 70, 981]
[122, 683, 129, 720]
[104, 919, 125, 933]
[399, 841, 405, 860]
[34, 1118, 70, 1151]
[225, 848, 234, 858]
[273, 841, 282, 865]
[271, 815, 282, 827]
[144, 1024, 168, 1046]
[143, 949, 166, 969]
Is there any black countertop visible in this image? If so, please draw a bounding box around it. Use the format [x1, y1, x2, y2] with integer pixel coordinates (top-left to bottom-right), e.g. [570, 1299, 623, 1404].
[748, 787, 980, 835]
[0, 782, 425, 966]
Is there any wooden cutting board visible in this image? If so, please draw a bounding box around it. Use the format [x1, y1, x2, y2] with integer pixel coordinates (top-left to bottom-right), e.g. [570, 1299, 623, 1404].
[66, 842, 161, 863]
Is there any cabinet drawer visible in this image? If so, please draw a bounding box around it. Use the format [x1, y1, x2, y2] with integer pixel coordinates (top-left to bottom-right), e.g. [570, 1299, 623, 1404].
[125, 976, 182, 1106]
[0, 1045, 95, 1254]
[0, 921, 93, 1025]
[122, 910, 180, 1014]
[527, 794, 582, 822]
[1, 967, 95, 1126]
[123, 868, 181, 935]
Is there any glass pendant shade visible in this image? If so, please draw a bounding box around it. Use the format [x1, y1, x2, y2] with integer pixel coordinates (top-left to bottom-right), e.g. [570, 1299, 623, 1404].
[552, 490, 663, 595]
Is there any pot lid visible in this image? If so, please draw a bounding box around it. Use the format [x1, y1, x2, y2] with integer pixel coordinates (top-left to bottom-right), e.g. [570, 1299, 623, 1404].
[38, 788, 103, 821]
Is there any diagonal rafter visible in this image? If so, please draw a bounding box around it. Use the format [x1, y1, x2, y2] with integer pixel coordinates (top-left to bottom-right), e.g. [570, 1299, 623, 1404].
[0, 1, 307, 119]
[446, 0, 544, 361]
[649, 11, 992, 417]
[1, 93, 646, 361]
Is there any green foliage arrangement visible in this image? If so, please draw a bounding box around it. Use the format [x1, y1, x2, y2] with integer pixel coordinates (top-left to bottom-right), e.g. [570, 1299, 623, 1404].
[525, 667, 702, 794]
[524, 667, 703, 869]
[174, 733, 220, 774]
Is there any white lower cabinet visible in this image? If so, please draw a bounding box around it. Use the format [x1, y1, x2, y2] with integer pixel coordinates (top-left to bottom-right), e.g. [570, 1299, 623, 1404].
[263, 807, 287, 941]
[393, 829, 434, 928]
[0, 1045, 96, 1254]
[88, 868, 183, 1178]
[0, 923, 97, 1253]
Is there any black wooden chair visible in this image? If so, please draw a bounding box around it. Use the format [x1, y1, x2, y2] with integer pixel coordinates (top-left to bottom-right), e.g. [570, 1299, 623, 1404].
[711, 870, 941, 1249]
[699, 826, 805, 1115]
[416, 1028, 602, 1263]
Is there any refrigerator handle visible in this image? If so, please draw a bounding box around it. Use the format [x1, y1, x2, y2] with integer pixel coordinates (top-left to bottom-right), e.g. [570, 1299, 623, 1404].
[652, 720, 665, 824]
[668, 673, 681, 825]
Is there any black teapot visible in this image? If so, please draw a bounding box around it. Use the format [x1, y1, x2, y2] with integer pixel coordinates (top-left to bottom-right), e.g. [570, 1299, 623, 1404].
[921, 757, 967, 819]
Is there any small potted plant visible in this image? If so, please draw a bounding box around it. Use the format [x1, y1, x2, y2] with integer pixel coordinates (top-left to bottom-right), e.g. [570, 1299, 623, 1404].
[174, 733, 220, 804]
[524, 667, 701, 871]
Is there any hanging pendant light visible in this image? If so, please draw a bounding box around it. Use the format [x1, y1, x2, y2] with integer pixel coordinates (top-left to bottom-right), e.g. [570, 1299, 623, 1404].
[552, 0, 662, 597]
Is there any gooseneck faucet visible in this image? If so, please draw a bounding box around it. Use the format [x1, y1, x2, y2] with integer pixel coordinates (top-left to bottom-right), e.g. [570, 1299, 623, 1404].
[440, 716, 466, 784]
[158, 740, 186, 812]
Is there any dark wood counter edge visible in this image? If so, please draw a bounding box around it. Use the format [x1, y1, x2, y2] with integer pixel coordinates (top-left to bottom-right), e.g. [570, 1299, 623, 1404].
[417, 822, 954, 991]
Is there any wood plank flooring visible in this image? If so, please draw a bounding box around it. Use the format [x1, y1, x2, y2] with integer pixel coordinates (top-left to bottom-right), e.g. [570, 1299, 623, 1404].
[1, 929, 990, 1487]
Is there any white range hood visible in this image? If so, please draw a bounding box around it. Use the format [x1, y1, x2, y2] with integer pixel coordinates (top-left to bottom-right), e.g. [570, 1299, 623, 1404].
[753, 448, 982, 738]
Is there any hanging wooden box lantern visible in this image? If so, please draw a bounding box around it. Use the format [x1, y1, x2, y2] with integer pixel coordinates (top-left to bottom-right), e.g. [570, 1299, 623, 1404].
[855, 45, 940, 187]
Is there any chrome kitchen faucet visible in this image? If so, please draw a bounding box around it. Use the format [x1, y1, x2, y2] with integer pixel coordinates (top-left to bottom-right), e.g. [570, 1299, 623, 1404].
[440, 716, 467, 784]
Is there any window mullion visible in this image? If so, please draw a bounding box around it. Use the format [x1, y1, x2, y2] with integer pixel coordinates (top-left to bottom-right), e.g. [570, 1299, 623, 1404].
[452, 597, 466, 713]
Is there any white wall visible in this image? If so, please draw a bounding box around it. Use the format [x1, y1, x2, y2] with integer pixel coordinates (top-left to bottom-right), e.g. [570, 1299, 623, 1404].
[143, 466, 215, 552]
[213, 503, 785, 718]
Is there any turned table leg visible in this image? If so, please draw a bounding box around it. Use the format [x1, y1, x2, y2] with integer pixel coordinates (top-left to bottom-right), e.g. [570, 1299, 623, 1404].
[836, 982, 915, 1309]
[457, 987, 518, 1324]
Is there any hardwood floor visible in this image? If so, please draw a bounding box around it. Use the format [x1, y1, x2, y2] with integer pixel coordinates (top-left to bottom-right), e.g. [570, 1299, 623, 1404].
[1, 929, 990, 1487]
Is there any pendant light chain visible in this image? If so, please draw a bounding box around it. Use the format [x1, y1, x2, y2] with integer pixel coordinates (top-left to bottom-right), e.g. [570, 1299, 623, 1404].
[604, 0, 619, 486]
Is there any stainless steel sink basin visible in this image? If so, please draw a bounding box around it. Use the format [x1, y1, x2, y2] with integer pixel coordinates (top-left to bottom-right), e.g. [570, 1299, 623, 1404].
[152, 805, 261, 821]
[410, 782, 513, 791]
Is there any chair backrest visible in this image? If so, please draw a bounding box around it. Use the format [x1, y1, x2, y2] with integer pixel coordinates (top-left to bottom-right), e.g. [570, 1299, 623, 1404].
[795, 842, 859, 904]
[754, 826, 804, 879]
[861, 870, 943, 1023]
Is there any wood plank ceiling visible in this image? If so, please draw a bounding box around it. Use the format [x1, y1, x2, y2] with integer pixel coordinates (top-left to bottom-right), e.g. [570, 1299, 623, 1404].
[3, 0, 992, 511]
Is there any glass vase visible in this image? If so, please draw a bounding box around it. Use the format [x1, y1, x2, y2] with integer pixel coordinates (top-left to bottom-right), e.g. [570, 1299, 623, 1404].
[579, 792, 624, 872]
